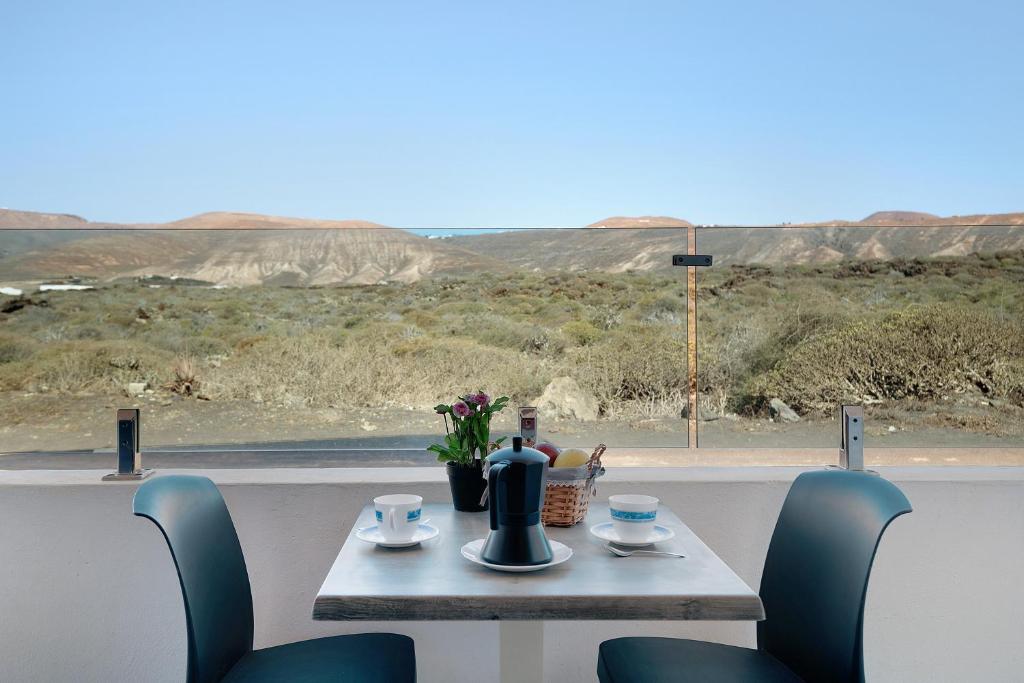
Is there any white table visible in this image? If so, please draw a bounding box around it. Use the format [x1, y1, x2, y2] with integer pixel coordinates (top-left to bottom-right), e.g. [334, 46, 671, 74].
[314, 503, 763, 683]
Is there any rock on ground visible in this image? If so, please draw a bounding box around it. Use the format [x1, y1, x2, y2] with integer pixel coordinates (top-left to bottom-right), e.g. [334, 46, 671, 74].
[537, 377, 599, 422]
[769, 397, 800, 423]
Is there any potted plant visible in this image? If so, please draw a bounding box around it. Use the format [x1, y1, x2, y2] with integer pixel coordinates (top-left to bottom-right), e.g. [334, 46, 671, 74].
[429, 392, 509, 511]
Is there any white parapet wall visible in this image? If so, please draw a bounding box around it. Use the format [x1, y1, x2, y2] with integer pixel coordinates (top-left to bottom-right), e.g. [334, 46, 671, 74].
[1, 466, 1022, 682]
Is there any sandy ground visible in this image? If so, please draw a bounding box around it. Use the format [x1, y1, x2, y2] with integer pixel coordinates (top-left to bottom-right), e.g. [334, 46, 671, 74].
[2, 392, 1023, 469]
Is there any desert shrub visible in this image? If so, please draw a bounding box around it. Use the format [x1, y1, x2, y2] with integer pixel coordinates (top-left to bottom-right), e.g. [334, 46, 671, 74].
[105, 310, 139, 328]
[402, 309, 440, 329]
[991, 359, 1024, 408]
[467, 314, 565, 355]
[699, 302, 850, 414]
[389, 336, 552, 404]
[589, 307, 624, 331]
[0, 340, 174, 393]
[698, 323, 768, 415]
[71, 325, 104, 340]
[0, 334, 34, 364]
[165, 355, 201, 396]
[753, 305, 1024, 414]
[571, 325, 689, 417]
[562, 320, 602, 347]
[637, 293, 685, 325]
[207, 327, 551, 409]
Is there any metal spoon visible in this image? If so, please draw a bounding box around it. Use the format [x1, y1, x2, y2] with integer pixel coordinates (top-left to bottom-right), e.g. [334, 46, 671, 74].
[604, 543, 685, 558]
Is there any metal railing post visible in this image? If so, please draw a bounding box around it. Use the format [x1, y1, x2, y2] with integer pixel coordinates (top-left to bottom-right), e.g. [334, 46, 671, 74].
[839, 405, 865, 470]
[102, 408, 153, 481]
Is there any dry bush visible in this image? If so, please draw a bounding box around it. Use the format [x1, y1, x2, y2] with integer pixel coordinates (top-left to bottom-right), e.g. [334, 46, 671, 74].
[165, 355, 201, 396]
[0, 341, 173, 393]
[470, 314, 565, 355]
[206, 327, 552, 409]
[570, 325, 689, 417]
[991, 359, 1024, 408]
[699, 304, 850, 415]
[0, 334, 33, 364]
[698, 323, 768, 415]
[562, 320, 602, 347]
[754, 305, 1024, 414]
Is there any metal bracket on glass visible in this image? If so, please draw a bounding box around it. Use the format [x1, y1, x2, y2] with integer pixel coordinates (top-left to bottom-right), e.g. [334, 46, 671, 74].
[102, 408, 153, 481]
[672, 254, 713, 267]
[839, 404, 864, 471]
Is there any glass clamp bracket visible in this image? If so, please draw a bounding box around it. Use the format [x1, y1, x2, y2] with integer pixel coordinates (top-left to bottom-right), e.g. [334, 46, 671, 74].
[672, 254, 713, 267]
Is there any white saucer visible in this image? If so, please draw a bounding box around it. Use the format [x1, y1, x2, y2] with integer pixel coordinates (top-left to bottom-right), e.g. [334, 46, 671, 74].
[589, 522, 675, 547]
[356, 523, 439, 548]
[461, 538, 572, 572]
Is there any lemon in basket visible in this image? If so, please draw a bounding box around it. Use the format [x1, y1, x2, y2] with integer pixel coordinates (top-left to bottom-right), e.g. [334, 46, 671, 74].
[552, 448, 589, 468]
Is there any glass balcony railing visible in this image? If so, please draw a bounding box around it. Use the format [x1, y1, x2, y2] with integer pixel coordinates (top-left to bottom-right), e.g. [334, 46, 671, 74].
[695, 224, 1024, 453]
[2, 220, 1023, 467]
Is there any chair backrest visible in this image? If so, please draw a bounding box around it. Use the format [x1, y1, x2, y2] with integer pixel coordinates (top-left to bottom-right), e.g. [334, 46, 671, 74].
[757, 470, 911, 683]
[133, 475, 254, 683]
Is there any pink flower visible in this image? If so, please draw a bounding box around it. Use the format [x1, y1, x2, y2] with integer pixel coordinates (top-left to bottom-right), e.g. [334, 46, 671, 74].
[473, 392, 491, 406]
[452, 401, 471, 418]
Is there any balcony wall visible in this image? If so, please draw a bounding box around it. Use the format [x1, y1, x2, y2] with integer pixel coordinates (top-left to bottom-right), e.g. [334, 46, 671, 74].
[1, 466, 1022, 682]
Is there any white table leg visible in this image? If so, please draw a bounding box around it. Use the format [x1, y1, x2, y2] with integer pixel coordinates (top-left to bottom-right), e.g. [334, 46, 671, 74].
[499, 620, 544, 683]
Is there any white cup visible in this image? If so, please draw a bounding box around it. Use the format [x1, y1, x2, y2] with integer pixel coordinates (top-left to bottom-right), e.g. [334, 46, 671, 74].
[374, 494, 423, 542]
[609, 494, 659, 543]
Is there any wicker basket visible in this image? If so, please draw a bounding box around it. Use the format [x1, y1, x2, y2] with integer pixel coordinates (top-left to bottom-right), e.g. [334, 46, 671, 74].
[541, 445, 606, 527]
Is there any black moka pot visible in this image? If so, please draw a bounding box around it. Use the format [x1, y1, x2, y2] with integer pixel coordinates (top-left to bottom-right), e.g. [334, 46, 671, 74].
[481, 436, 553, 566]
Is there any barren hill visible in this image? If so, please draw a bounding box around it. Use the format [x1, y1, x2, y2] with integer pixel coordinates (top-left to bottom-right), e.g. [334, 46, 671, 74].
[858, 211, 942, 225]
[0, 209, 98, 259]
[452, 212, 1024, 270]
[0, 211, 504, 286]
[3, 208, 1024, 284]
[0, 209, 91, 229]
[586, 216, 693, 228]
[166, 211, 391, 231]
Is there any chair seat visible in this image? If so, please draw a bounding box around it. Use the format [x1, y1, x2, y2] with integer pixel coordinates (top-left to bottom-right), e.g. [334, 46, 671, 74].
[222, 633, 415, 682]
[598, 637, 801, 683]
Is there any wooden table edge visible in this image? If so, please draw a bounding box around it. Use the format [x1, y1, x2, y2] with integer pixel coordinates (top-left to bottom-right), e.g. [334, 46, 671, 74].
[312, 594, 765, 622]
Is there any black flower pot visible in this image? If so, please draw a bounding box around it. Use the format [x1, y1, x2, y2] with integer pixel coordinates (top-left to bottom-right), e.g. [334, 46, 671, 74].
[446, 461, 488, 512]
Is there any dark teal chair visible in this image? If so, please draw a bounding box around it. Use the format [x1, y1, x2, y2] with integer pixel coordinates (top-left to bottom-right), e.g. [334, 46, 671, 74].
[597, 469, 911, 683]
[133, 475, 416, 683]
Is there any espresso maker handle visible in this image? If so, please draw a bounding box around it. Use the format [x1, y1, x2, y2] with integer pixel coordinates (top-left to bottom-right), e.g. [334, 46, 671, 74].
[488, 461, 509, 531]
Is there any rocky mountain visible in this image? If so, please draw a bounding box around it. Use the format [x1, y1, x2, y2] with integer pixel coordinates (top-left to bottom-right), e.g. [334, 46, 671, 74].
[2, 208, 1023, 285]
[700, 211, 1024, 264]
[0, 211, 505, 286]
[448, 212, 1024, 270]
[448, 228, 687, 273]
[0, 209, 98, 259]
[167, 228, 504, 286]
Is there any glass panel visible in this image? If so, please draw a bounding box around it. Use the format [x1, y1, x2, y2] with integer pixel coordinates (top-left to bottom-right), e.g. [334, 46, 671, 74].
[0, 226, 688, 467]
[696, 224, 1024, 461]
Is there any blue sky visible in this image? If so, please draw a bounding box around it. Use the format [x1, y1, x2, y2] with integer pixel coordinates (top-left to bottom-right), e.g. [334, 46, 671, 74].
[1, 1, 1022, 227]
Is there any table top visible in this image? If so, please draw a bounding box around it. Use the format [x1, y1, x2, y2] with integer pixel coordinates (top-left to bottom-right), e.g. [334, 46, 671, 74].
[313, 503, 764, 621]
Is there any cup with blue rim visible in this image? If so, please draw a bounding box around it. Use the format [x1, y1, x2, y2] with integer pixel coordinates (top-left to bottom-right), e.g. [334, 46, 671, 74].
[609, 494, 659, 543]
[373, 494, 423, 543]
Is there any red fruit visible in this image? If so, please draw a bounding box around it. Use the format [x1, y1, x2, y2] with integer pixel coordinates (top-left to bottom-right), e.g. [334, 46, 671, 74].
[536, 442, 560, 466]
